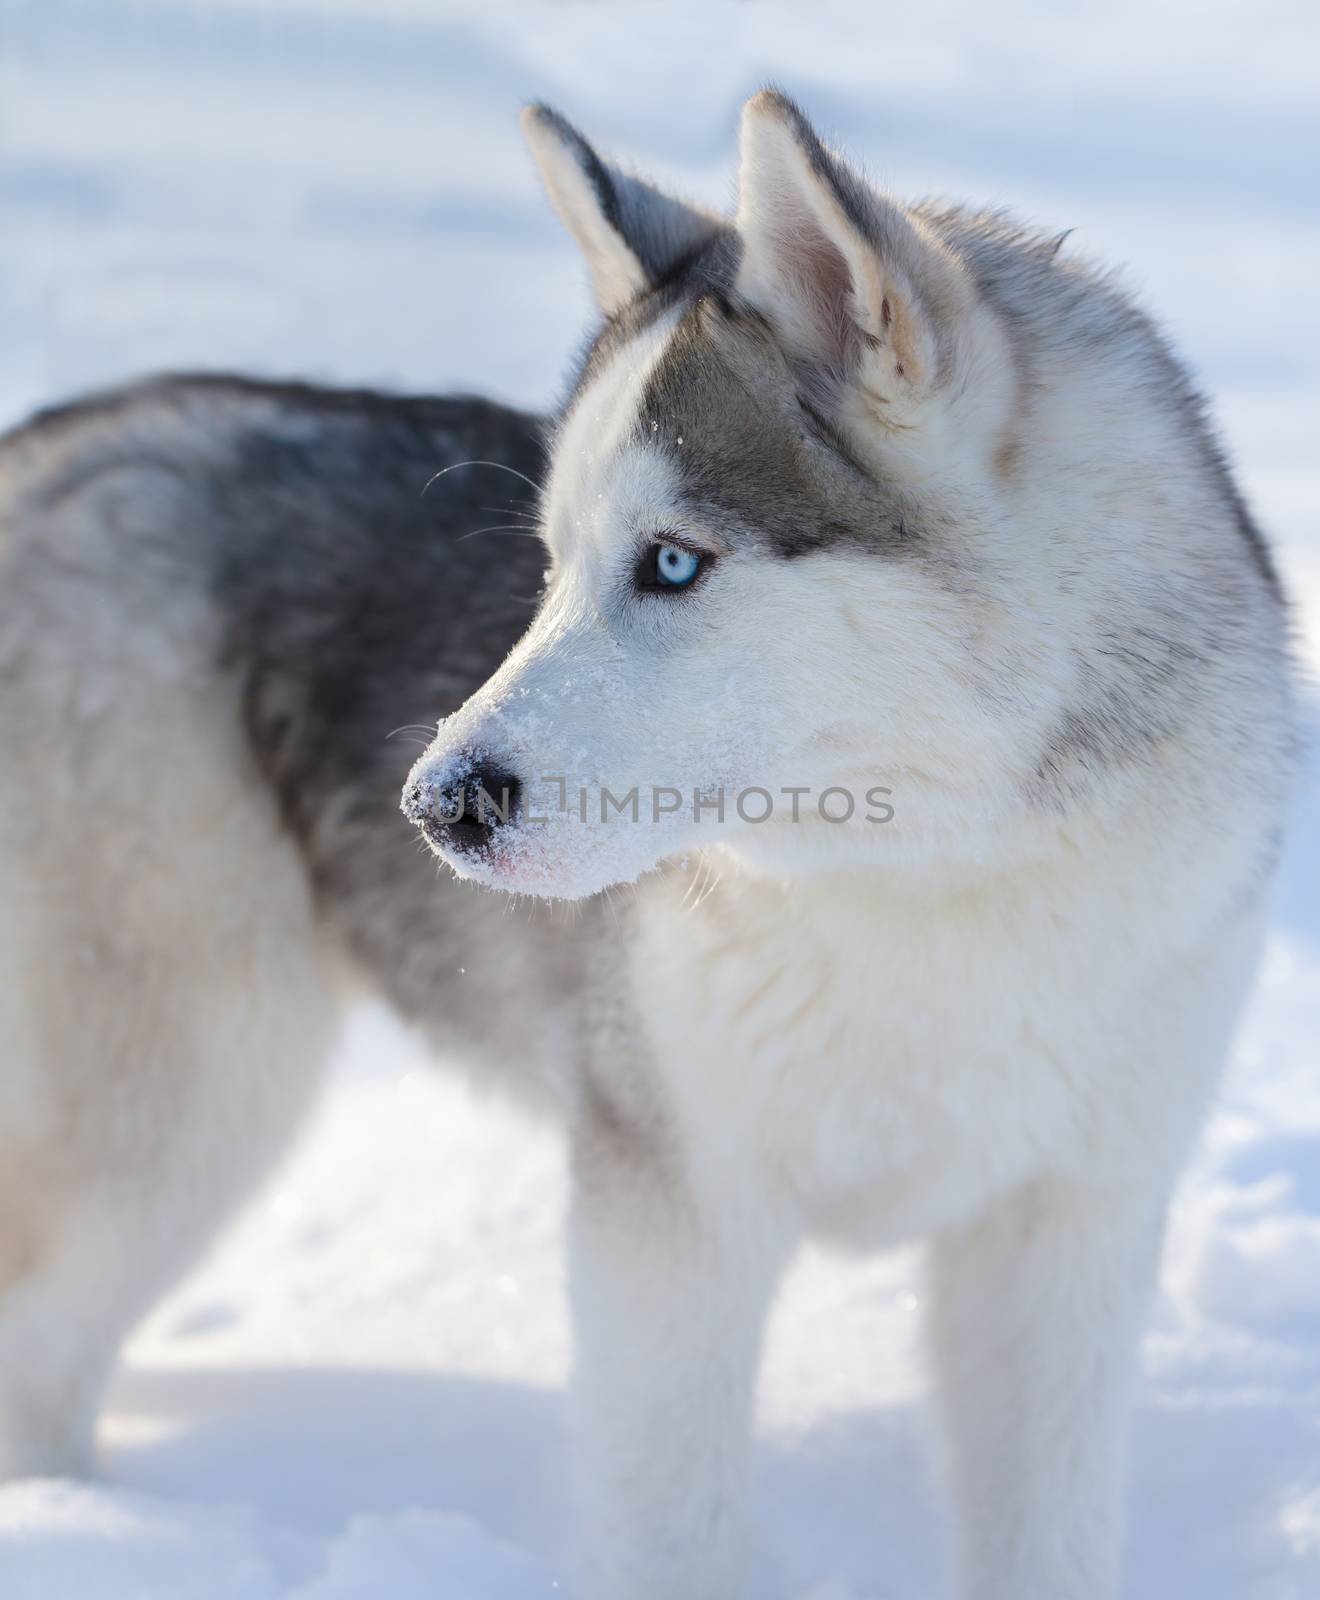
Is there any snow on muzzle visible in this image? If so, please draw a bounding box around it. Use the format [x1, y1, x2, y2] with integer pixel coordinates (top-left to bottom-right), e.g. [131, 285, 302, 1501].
[402, 751, 523, 862]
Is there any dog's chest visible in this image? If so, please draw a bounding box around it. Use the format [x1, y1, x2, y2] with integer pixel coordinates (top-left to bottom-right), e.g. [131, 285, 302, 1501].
[627, 866, 1100, 1243]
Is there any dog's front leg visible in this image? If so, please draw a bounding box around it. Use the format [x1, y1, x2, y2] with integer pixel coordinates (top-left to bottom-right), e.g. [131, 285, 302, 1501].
[926, 1168, 1169, 1600]
[568, 1110, 792, 1600]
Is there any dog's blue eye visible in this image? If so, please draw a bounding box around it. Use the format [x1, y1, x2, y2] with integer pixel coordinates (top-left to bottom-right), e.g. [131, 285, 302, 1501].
[657, 544, 700, 586]
[641, 541, 705, 593]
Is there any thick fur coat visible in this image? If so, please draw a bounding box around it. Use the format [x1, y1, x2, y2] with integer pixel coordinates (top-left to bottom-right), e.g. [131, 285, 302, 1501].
[0, 91, 1296, 1600]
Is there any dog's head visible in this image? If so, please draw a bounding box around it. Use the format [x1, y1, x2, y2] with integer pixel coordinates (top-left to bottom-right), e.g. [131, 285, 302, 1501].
[405, 92, 1056, 900]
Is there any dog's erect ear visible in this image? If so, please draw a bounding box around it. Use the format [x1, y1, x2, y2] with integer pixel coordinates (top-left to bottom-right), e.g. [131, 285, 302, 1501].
[522, 104, 724, 318]
[734, 90, 972, 418]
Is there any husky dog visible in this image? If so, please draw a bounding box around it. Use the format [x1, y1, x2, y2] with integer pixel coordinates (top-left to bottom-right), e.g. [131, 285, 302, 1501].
[0, 92, 1295, 1600]
[401, 94, 1297, 1599]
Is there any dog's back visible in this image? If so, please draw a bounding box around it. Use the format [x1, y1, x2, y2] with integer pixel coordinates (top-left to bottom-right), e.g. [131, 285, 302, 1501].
[0, 375, 585, 1477]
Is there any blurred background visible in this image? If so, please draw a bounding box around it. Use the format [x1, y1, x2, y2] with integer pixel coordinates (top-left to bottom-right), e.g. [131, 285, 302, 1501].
[1, 3, 1318, 1597]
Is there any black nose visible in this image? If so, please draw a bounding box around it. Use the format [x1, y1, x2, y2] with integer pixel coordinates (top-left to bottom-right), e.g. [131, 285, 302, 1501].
[405, 764, 523, 856]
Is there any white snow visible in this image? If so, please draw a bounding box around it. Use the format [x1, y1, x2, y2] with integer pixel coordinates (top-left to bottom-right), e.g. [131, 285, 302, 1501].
[1, 2, 1318, 1595]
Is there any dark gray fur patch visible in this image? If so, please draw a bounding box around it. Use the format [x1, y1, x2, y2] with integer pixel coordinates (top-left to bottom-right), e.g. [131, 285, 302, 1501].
[193, 376, 550, 833]
[0, 373, 599, 1085]
[634, 295, 921, 559]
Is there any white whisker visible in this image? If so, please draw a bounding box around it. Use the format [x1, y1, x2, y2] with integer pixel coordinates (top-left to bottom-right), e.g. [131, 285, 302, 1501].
[421, 459, 543, 497]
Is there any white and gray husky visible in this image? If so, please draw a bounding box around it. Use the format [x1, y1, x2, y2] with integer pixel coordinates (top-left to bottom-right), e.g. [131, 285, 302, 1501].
[0, 90, 1296, 1599]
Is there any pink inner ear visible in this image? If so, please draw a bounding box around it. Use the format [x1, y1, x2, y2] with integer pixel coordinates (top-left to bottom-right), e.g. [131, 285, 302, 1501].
[765, 210, 866, 377]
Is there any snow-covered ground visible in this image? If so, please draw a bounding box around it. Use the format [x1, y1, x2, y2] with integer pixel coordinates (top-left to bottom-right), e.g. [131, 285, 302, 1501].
[2, 1, 1318, 1595]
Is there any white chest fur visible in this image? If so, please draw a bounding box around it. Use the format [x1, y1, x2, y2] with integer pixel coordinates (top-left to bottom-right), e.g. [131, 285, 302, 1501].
[626, 842, 1261, 1249]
